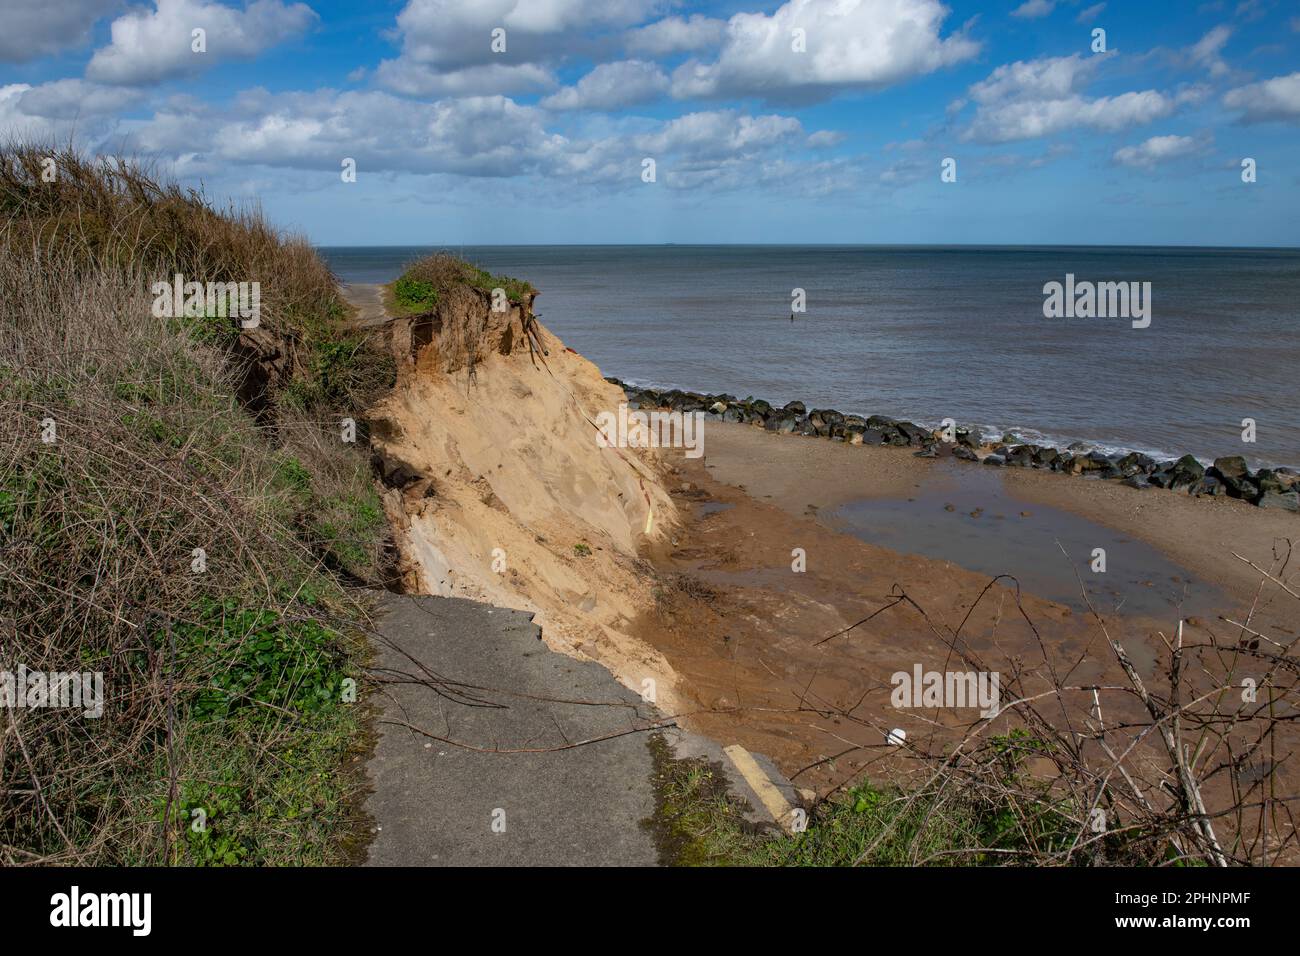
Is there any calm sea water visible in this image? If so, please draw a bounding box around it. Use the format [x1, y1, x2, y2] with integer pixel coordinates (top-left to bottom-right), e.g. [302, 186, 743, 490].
[319, 245, 1300, 467]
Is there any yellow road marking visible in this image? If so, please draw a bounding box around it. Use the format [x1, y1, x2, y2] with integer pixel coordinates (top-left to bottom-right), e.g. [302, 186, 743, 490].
[724, 744, 795, 833]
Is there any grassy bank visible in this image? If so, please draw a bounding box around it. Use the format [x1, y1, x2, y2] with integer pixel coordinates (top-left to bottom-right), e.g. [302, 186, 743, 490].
[0, 145, 392, 865]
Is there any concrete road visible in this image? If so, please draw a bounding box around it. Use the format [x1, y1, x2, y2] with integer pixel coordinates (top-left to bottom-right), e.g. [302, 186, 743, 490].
[363, 594, 664, 866]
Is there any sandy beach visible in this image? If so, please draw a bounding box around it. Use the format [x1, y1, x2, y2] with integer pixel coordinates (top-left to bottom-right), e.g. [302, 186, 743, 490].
[699, 421, 1297, 605]
[612, 420, 1299, 796]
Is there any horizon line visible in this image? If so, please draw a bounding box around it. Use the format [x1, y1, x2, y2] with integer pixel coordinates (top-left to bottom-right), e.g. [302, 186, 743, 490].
[314, 241, 1300, 252]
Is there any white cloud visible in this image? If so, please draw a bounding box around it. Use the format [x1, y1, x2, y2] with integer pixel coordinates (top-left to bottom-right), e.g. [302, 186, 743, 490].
[493, 0, 657, 33]
[542, 60, 669, 111]
[377, 0, 659, 97]
[806, 129, 845, 147]
[967, 53, 1098, 103]
[670, 0, 979, 102]
[1076, 3, 1105, 23]
[635, 110, 803, 159]
[0, 0, 122, 63]
[959, 54, 1177, 142]
[87, 0, 318, 86]
[1112, 133, 1198, 168]
[14, 79, 146, 119]
[376, 60, 556, 97]
[1189, 25, 1231, 77]
[967, 91, 1175, 142]
[1011, 1, 1054, 19]
[1223, 71, 1300, 122]
[131, 89, 567, 177]
[1234, 0, 1265, 23]
[625, 14, 727, 55]
[0, 85, 56, 142]
[118, 88, 816, 198]
[0, 81, 145, 144]
[878, 155, 927, 185]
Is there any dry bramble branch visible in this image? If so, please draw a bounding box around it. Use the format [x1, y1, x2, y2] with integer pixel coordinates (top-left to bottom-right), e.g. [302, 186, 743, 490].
[784, 541, 1299, 866]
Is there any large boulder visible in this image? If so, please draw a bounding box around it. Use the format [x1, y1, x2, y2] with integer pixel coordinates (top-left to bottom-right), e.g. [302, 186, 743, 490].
[1006, 444, 1037, 467]
[1200, 475, 1227, 496]
[1212, 455, 1248, 480]
[782, 400, 806, 416]
[1255, 469, 1290, 495]
[895, 421, 930, 446]
[1069, 454, 1105, 476]
[1161, 454, 1205, 493]
[1207, 455, 1260, 500]
[1118, 451, 1156, 475]
[763, 410, 798, 434]
[1084, 451, 1122, 480]
[808, 408, 842, 436]
[1258, 490, 1300, 512]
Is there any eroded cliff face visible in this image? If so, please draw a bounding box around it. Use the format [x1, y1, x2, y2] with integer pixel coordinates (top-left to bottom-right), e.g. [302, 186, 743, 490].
[366, 286, 683, 708]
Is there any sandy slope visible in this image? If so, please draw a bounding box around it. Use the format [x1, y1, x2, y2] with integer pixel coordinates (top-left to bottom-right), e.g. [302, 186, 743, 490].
[362, 286, 685, 712]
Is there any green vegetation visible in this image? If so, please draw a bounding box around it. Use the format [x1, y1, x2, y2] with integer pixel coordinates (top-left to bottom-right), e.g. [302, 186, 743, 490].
[392, 274, 437, 312]
[573, 542, 593, 557]
[0, 143, 388, 865]
[646, 731, 1153, 866]
[388, 252, 534, 314]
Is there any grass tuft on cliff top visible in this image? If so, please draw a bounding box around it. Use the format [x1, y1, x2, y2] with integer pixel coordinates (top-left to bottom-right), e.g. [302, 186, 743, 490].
[389, 252, 534, 315]
[0, 142, 391, 865]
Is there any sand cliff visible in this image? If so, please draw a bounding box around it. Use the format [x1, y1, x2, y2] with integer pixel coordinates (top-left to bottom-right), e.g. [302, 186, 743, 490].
[365, 287, 684, 711]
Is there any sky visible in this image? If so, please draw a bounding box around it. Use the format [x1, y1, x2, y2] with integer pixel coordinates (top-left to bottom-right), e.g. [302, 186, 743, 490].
[1, 0, 1297, 246]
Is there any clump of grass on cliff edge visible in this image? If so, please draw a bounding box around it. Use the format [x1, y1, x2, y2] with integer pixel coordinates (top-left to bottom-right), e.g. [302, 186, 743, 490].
[388, 252, 534, 314]
[0, 143, 390, 865]
[0, 144, 394, 415]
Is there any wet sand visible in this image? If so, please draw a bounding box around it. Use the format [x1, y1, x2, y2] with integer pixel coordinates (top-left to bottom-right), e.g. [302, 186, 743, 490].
[700, 422, 1298, 608]
[629, 422, 1298, 797]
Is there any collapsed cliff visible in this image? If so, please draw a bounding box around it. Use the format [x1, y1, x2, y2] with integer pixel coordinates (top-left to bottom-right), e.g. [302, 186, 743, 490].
[366, 282, 683, 709]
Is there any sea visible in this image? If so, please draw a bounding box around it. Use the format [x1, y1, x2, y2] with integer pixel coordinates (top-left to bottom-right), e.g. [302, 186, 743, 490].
[319, 245, 1300, 468]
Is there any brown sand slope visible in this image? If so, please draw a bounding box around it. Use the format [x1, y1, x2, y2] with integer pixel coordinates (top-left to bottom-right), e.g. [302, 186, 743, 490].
[362, 286, 685, 712]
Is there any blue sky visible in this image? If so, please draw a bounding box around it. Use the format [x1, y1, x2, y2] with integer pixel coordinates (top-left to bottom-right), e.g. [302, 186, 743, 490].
[2, 0, 1297, 245]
